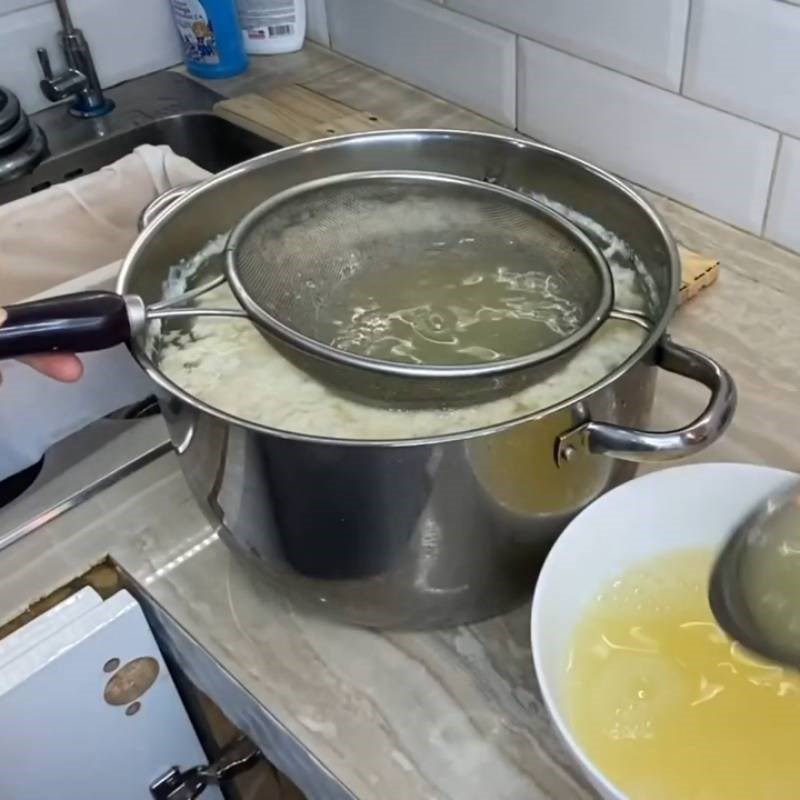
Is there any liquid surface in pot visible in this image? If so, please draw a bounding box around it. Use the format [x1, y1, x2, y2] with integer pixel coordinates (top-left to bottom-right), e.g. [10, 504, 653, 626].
[327, 254, 582, 365]
[152, 195, 651, 441]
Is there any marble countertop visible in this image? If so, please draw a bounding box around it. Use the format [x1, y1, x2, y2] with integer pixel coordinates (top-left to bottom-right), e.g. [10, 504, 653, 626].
[2, 44, 799, 800]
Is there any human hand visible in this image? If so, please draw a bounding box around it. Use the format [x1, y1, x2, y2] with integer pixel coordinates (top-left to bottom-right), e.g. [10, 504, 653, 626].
[0, 307, 83, 382]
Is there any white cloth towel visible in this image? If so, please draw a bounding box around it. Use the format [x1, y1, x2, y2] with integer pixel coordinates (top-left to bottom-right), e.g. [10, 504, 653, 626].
[0, 145, 211, 482]
[1, 144, 209, 304]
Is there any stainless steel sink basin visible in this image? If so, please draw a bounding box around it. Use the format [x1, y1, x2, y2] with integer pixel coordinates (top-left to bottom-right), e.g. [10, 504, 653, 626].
[0, 114, 279, 205]
[0, 71, 279, 205]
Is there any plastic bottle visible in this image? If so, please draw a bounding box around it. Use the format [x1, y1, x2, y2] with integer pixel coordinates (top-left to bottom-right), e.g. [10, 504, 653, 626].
[169, 0, 248, 79]
[236, 0, 306, 55]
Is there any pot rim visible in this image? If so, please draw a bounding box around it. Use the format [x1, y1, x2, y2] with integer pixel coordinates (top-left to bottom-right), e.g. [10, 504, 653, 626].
[117, 128, 680, 449]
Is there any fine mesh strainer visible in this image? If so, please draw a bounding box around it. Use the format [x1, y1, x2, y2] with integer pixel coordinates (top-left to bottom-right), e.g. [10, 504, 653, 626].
[223, 171, 616, 406]
[0, 170, 642, 408]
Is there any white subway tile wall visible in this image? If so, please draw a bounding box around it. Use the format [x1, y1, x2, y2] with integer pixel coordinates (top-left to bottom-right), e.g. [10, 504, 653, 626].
[684, 0, 800, 137]
[318, 0, 800, 251]
[765, 136, 800, 252]
[518, 39, 778, 233]
[0, 3, 63, 113]
[327, 0, 516, 125]
[445, 0, 690, 90]
[0, 0, 181, 115]
[2, 0, 798, 249]
[306, 0, 330, 46]
[0, 0, 41, 15]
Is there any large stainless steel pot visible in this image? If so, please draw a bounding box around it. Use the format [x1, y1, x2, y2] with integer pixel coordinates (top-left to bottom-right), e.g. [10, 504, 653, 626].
[120, 130, 736, 628]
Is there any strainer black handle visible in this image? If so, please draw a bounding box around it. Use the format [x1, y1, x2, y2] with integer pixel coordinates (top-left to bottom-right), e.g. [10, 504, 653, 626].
[0, 291, 134, 358]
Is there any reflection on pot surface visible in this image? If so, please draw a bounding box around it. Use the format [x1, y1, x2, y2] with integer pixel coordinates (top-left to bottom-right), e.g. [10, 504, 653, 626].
[468, 406, 615, 518]
[163, 363, 646, 628]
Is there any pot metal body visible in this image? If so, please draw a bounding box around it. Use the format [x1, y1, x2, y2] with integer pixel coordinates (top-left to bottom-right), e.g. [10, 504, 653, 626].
[121, 130, 735, 628]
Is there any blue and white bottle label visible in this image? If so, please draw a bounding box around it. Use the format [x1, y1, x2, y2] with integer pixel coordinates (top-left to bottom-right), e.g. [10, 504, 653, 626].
[171, 0, 221, 65]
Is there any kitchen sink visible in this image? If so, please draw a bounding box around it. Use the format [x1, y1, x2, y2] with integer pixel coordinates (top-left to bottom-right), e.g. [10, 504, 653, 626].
[0, 71, 280, 205]
[0, 114, 279, 205]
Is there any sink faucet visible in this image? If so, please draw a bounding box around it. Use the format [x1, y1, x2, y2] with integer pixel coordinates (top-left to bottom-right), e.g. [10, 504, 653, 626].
[36, 0, 114, 118]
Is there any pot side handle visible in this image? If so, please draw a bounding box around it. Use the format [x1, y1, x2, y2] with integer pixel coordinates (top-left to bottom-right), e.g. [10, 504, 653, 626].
[556, 337, 737, 465]
[138, 184, 199, 232]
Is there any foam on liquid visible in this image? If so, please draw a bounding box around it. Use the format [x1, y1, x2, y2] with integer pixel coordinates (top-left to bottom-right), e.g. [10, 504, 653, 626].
[327, 255, 583, 365]
[565, 549, 800, 799]
[153, 190, 652, 440]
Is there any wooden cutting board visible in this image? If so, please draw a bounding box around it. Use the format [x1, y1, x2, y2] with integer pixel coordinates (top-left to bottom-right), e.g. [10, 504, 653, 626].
[215, 87, 720, 306]
[215, 87, 390, 146]
[678, 246, 719, 304]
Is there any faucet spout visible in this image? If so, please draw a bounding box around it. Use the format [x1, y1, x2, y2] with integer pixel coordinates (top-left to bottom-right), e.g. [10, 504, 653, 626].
[37, 0, 114, 118]
[53, 0, 75, 33]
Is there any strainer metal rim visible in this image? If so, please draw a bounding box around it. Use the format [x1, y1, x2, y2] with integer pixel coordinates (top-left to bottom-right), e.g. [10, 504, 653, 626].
[225, 170, 615, 380]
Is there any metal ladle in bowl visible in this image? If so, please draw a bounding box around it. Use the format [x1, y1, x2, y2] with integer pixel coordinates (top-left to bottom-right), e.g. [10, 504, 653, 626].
[709, 479, 800, 668]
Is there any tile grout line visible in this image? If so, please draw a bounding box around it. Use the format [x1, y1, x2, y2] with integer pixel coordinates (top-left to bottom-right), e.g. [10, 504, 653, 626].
[630, 178, 799, 254]
[317, 1, 517, 127]
[513, 34, 520, 132]
[0, 1, 50, 20]
[679, 0, 693, 94]
[319, 0, 332, 48]
[439, 1, 682, 92]
[319, 0, 798, 248]
[516, 32, 783, 135]
[413, 0, 790, 137]
[307, 40, 514, 130]
[760, 134, 784, 236]
[309, 44, 799, 253]
[323, 0, 337, 51]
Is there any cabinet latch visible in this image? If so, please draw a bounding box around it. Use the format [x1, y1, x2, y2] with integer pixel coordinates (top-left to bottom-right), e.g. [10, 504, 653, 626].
[150, 736, 261, 800]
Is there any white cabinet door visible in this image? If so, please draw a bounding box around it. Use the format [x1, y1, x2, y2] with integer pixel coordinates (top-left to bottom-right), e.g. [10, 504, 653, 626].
[0, 588, 223, 800]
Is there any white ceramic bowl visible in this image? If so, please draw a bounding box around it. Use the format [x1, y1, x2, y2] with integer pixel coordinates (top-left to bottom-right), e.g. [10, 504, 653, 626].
[531, 462, 797, 799]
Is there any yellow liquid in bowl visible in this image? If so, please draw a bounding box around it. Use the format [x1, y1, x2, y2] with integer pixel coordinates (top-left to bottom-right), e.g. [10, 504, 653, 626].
[565, 549, 800, 799]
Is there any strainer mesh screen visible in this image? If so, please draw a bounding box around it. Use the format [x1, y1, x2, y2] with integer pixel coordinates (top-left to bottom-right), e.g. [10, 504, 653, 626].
[229, 173, 606, 361]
